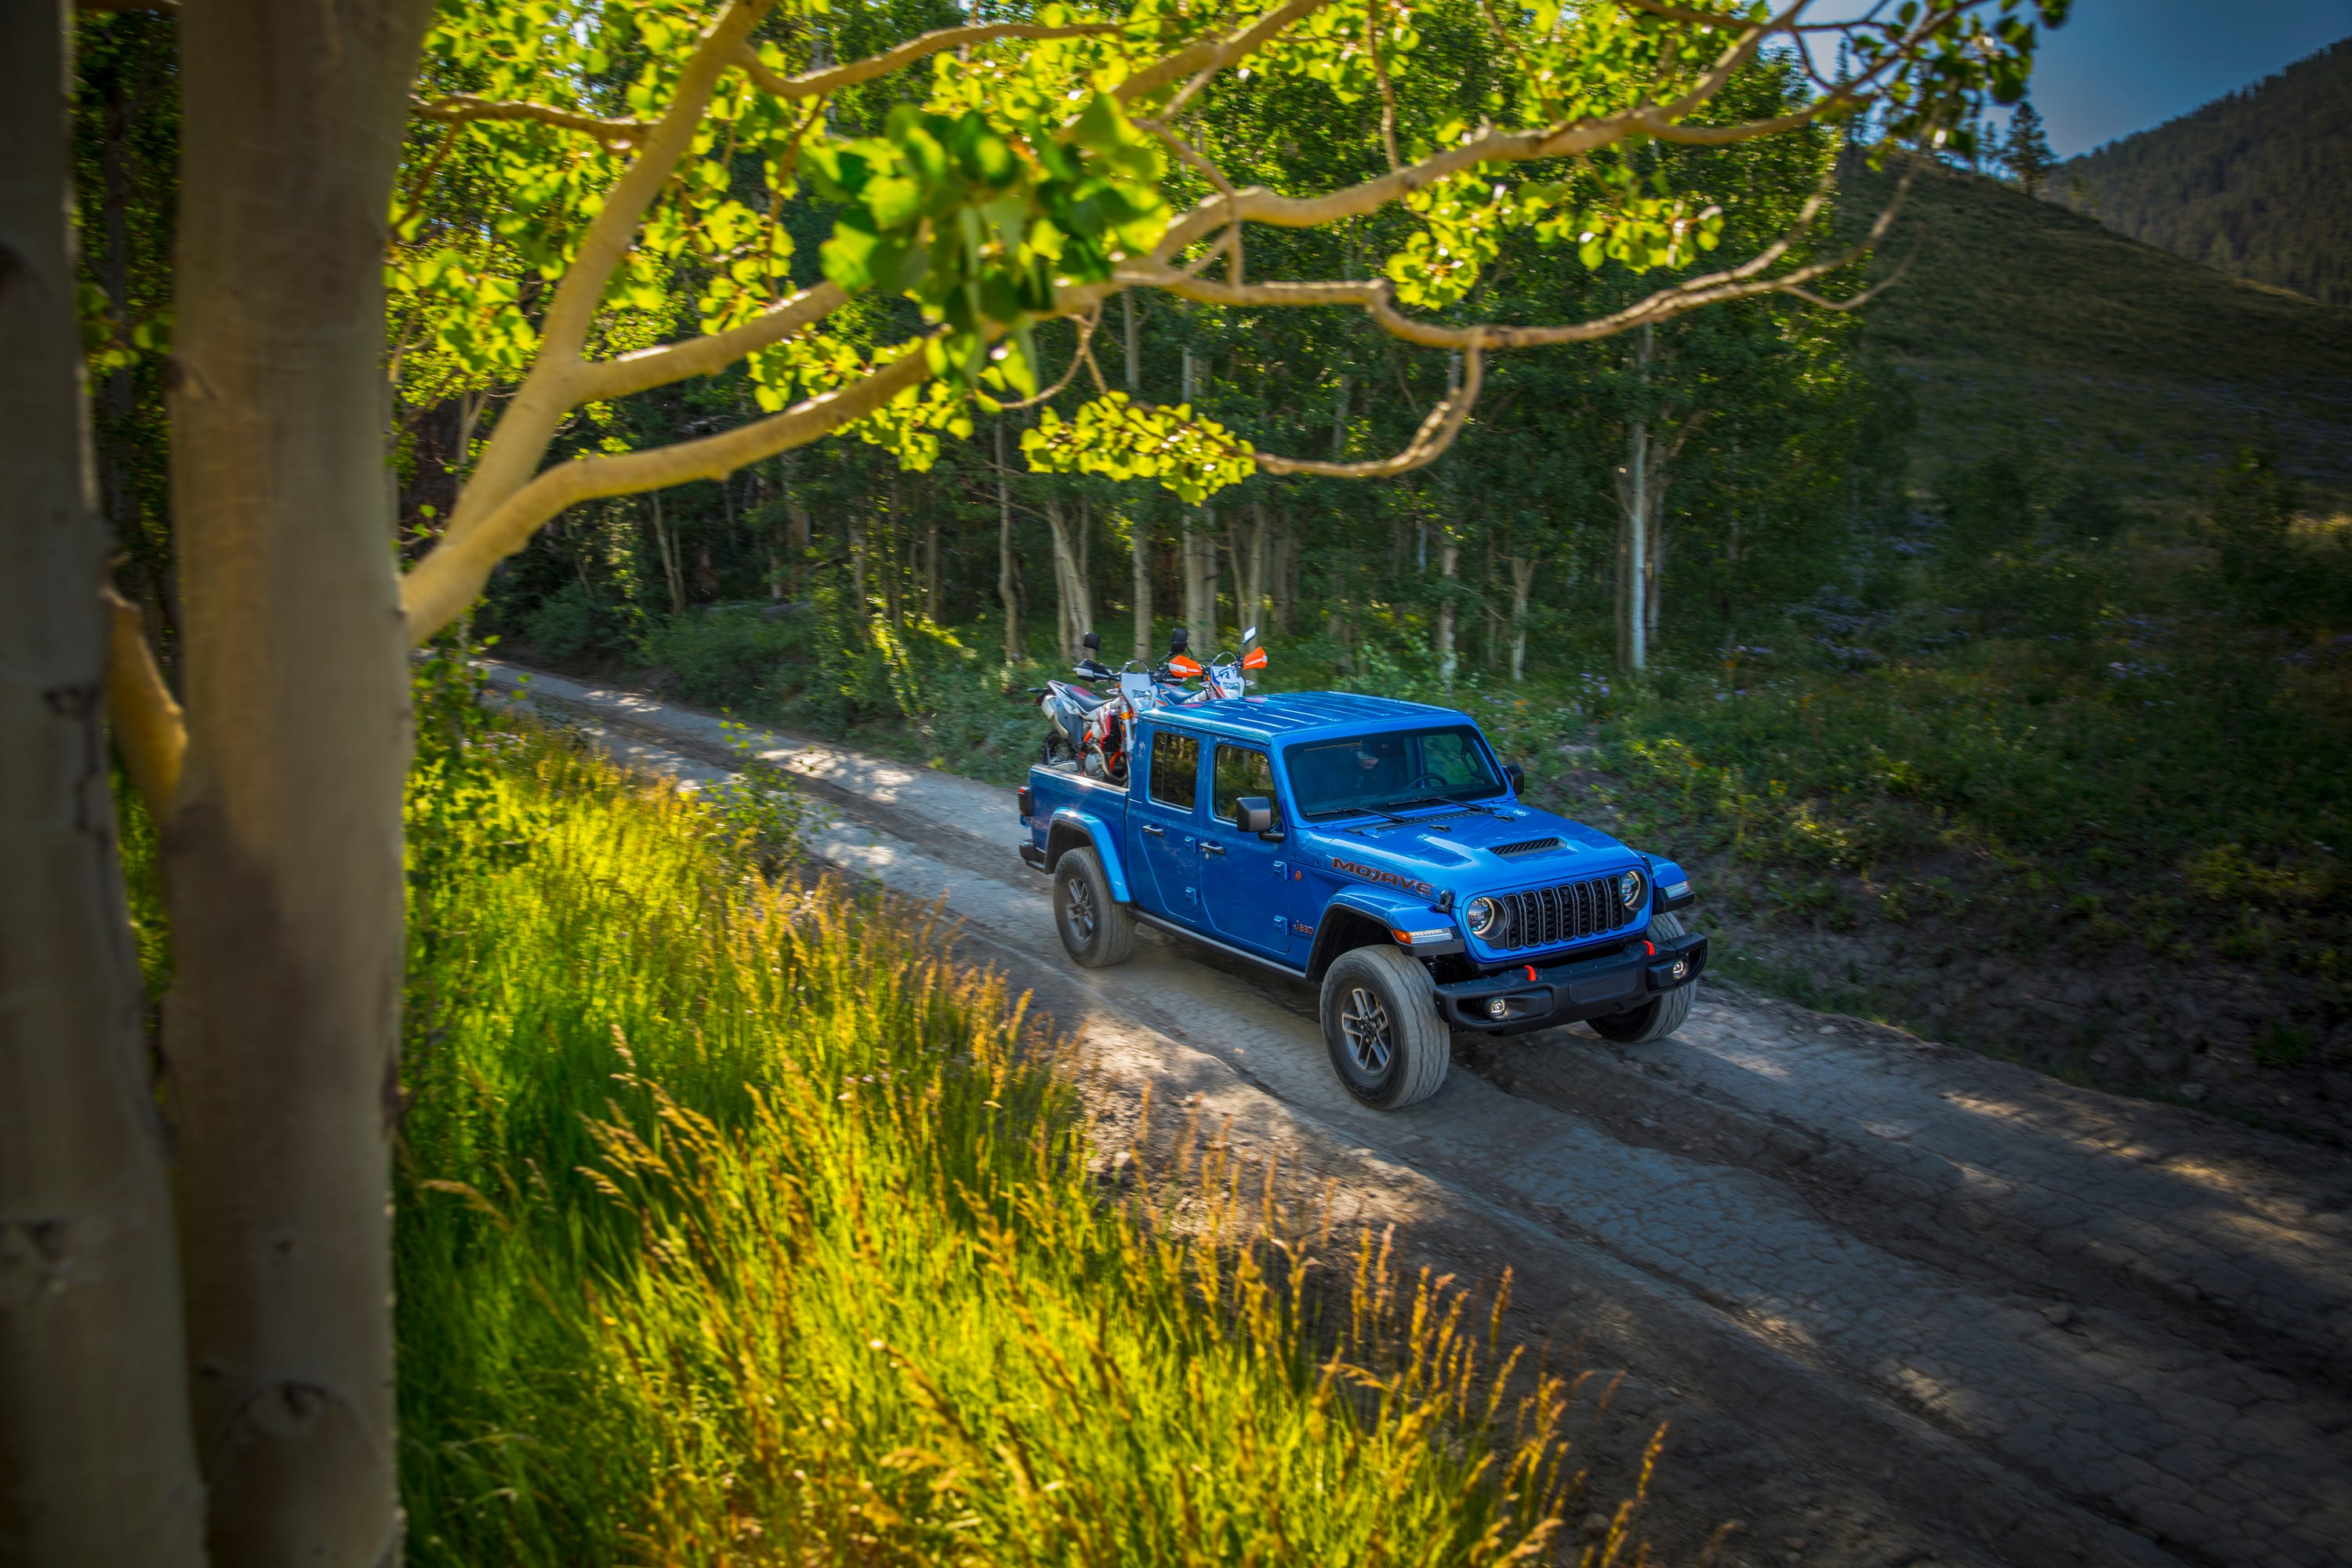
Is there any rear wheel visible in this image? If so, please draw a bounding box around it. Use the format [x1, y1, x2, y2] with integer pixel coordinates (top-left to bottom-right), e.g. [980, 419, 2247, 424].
[1590, 912, 1697, 1044]
[1319, 945, 1451, 1109]
[1052, 846, 1134, 968]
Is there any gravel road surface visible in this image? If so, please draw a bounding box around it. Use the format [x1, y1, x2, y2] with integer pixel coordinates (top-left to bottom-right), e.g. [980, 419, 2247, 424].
[485, 660, 2352, 1568]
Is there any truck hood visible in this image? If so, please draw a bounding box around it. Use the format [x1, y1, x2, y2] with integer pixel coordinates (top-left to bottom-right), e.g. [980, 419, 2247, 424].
[1298, 804, 1635, 892]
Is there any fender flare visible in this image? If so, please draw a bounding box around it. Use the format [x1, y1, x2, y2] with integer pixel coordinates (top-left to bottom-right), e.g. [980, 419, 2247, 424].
[1305, 887, 1436, 982]
[1045, 808, 1133, 904]
[1642, 851, 1695, 913]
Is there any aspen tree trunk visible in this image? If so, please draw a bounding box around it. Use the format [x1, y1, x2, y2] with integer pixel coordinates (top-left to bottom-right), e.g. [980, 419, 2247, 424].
[1122, 306, 1151, 661]
[166, 0, 433, 1561]
[780, 453, 811, 598]
[0, 6, 206, 1560]
[653, 492, 684, 615]
[1130, 512, 1153, 662]
[1508, 555, 1538, 684]
[924, 522, 942, 620]
[1618, 322, 1655, 671]
[1176, 349, 1223, 641]
[1229, 499, 1270, 640]
[1044, 495, 1092, 661]
[848, 508, 868, 617]
[1436, 533, 1461, 688]
[996, 421, 1021, 666]
[1269, 515, 1293, 636]
[1645, 486, 1668, 648]
[1122, 292, 1140, 396]
[1183, 511, 1218, 644]
[885, 474, 904, 628]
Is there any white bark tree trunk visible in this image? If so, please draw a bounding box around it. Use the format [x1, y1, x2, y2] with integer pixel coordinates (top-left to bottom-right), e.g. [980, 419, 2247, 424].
[0, 7, 207, 1560]
[167, 0, 433, 1559]
[996, 421, 1021, 666]
[1436, 533, 1461, 688]
[1507, 554, 1538, 684]
[1182, 510, 1218, 646]
[1617, 322, 1654, 671]
[1228, 500, 1271, 644]
[1129, 511, 1152, 663]
[1044, 494, 1093, 662]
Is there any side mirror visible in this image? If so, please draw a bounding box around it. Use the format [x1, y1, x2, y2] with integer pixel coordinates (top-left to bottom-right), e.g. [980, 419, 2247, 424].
[1504, 764, 1526, 794]
[1170, 626, 1190, 655]
[1082, 630, 1101, 652]
[1235, 796, 1276, 837]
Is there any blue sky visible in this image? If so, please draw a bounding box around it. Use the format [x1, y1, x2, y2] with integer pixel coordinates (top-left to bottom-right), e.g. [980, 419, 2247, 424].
[2023, 1, 2350, 155]
[1805, 2, 2350, 156]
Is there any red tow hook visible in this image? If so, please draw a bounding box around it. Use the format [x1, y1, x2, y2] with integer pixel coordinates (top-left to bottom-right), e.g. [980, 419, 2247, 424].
[1644, 940, 1656, 956]
[1524, 964, 1538, 982]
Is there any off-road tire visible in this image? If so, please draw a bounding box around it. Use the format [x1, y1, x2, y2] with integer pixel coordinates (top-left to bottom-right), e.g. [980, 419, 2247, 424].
[1320, 944, 1451, 1109]
[1590, 911, 1697, 1044]
[1052, 846, 1134, 968]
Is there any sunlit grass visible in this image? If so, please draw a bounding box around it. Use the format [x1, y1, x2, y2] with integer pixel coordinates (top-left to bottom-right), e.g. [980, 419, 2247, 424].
[380, 722, 1627, 1565]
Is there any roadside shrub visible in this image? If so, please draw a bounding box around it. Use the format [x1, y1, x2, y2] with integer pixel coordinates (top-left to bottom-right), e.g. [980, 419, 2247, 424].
[521, 579, 629, 664]
[641, 599, 802, 710]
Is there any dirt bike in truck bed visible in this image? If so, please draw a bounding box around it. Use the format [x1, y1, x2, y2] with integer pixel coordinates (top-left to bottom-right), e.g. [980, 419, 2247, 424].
[1017, 688, 1707, 1108]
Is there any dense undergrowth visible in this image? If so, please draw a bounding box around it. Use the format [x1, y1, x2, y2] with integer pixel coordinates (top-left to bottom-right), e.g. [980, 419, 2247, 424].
[117, 661, 1642, 1566]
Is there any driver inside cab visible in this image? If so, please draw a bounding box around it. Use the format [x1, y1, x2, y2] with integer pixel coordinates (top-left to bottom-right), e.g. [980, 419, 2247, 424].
[1351, 735, 1408, 797]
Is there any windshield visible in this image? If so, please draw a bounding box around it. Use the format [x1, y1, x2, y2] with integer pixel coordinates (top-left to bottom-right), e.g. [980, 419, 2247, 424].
[1285, 725, 1505, 820]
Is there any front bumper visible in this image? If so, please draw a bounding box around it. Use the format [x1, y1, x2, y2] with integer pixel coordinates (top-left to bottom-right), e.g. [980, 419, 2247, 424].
[1434, 929, 1708, 1035]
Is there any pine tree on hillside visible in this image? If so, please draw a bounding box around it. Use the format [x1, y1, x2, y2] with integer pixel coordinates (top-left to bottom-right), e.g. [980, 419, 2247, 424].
[2005, 100, 2056, 195]
[2055, 38, 2352, 303]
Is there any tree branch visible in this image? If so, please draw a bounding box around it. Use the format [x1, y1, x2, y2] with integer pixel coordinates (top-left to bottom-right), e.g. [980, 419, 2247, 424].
[569, 282, 848, 404]
[1254, 345, 1482, 477]
[734, 20, 1122, 99]
[430, 0, 773, 560]
[1115, 0, 1330, 104]
[1122, 155, 1913, 350]
[408, 94, 650, 149]
[1147, 0, 1951, 259]
[403, 348, 931, 645]
[101, 585, 183, 816]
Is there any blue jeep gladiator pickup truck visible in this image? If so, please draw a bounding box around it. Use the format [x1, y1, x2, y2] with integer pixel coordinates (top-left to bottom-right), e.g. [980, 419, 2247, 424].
[1018, 691, 1708, 1108]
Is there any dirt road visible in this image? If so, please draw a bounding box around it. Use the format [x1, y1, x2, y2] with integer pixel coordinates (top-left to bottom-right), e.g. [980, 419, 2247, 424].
[486, 661, 2352, 1568]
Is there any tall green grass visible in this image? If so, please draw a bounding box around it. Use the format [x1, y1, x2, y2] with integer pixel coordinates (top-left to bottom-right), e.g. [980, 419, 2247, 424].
[381, 708, 1634, 1563]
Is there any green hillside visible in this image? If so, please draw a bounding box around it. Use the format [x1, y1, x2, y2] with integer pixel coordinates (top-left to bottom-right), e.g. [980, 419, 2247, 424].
[2055, 38, 2352, 306]
[1850, 160, 2352, 510]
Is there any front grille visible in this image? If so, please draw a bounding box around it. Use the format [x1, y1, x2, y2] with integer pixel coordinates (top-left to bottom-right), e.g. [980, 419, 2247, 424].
[1486, 875, 1632, 951]
[1490, 837, 1563, 858]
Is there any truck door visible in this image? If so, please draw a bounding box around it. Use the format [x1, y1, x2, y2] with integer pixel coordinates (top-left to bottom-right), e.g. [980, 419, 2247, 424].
[1131, 725, 1203, 924]
[1200, 742, 1297, 960]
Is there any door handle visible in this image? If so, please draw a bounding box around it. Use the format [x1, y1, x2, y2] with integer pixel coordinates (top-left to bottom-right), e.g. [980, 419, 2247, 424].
[1200, 842, 1225, 857]
[1141, 823, 1167, 837]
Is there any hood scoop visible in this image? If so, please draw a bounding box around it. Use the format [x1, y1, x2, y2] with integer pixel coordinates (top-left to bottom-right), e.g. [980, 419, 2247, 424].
[1490, 836, 1566, 858]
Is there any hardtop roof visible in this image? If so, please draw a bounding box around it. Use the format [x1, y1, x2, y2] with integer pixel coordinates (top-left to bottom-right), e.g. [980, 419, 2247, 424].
[1138, 690, 1472, 746]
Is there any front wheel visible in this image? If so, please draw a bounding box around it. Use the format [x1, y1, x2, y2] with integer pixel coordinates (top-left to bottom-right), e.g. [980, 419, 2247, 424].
[1320, 945, 1451, 1109]
[1052, 846, 1134, 968]
[1590, 911, 1697, 1044]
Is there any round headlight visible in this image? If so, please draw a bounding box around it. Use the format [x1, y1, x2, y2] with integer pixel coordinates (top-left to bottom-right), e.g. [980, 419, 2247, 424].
[1465, 895, 1499, 937]
[1617, 869, 1646, 909]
